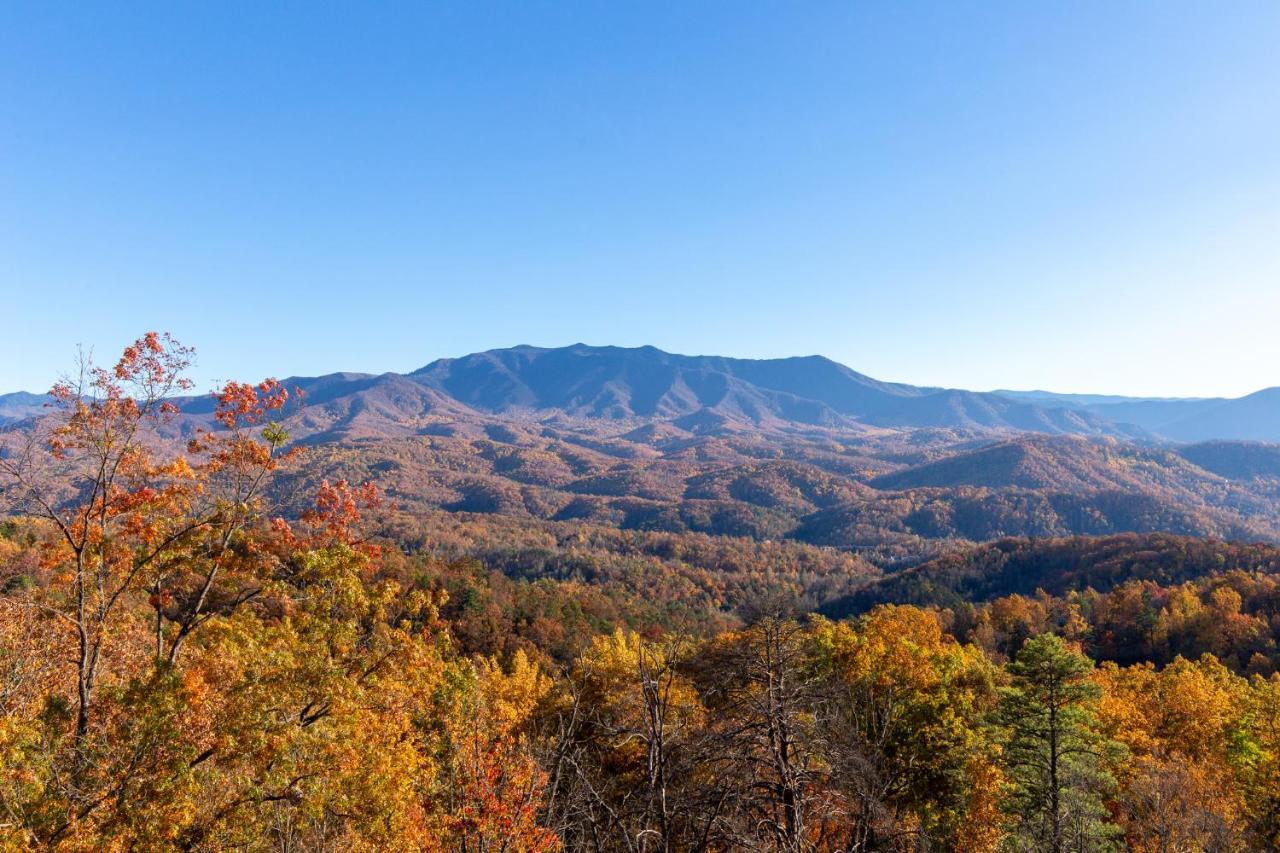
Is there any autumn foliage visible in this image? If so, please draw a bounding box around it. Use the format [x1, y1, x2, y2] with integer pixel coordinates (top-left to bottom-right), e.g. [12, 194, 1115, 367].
[0, 335, 556, 850]
[0, 335, 1277, 850]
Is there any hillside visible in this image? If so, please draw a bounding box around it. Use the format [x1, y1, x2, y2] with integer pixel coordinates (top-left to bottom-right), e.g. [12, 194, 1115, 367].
[824, 532, 1280, 615]
[260, 421, 1280, 567]
[1178, 440, 1280, 480]
[868, 435, 1227, 495]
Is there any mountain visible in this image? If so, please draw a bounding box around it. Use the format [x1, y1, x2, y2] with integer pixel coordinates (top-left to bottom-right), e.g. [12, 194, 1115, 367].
[274, 372, 480, 441]
[0, 392, 50, 426]
[408, 344, 1139, 436]
[1155, 387, 1280, 442]
[993, 389, 1207, 408]
[7, 345, 1276, 440]
[8, 344, 1280, 567]
[995, 386, 1280, 443]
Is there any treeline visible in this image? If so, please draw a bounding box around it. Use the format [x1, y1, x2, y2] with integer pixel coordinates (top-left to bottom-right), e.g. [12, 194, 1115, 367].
[946, 572, 1280, 673]
[844, 533, 1280, 608]
[533, 613, 1280, 851]
[835, 534, 1280, 673]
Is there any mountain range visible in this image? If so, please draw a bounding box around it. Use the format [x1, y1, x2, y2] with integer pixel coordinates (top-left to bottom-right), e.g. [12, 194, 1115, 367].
[6, 343, 1276, 442]
[995, 387, 1280, 442]
[6, 344, 1280, 566]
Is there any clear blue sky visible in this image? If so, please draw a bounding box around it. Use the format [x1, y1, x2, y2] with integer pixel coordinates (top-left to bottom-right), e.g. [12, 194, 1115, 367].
[2, 2, 1278, 397]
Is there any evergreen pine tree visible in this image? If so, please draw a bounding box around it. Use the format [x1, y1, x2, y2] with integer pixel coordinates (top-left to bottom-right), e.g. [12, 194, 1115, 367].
[996, 634, 1123, 853]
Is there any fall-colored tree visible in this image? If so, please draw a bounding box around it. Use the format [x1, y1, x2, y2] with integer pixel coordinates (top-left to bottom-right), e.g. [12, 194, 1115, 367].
[809, 606, 1003, 850]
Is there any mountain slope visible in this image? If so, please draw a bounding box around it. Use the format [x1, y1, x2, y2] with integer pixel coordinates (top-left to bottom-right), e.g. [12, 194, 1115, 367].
[995, 387, 1280, 443]
[0, 392, 50, 426]
[821, 533, 1280, 616]
[1177, 440, 1280, 480]
[868, 435, 1223, 494]
[409, 345, 910, 425]
[1156, 388, 1280, 442]
[410, 345, 1138, 436]
[9, 344, 1271, 439]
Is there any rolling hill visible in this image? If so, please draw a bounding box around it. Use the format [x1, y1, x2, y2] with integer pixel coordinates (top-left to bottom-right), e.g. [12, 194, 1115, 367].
[868, 435, 1226, 495]
[824, 533, 1280, 616]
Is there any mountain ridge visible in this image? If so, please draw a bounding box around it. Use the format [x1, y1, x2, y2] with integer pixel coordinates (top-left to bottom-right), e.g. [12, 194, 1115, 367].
[405, 344, 1141, 438]
[3, 343, 1278, 441]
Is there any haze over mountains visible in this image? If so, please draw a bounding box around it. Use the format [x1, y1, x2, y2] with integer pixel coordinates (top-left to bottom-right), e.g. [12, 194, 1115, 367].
[996, 387, 1280, 443]
[5, 343, 1277, 442]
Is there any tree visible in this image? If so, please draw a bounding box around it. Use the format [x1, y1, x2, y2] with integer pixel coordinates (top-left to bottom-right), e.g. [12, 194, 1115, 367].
[1240, 673, 1280, 850]
[695, 617, 843, 852]
[438, 651, 560, 853]
[0, 333, 301, 844]
[809, 606, 1003, 850]
[995, 634, 1122, 853]
[543, 629, 717, 852]
[1119, 755, 1245, 853]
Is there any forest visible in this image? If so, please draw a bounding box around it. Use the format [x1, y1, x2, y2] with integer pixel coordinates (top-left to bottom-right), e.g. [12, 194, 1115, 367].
[0, 335, 1278, 851]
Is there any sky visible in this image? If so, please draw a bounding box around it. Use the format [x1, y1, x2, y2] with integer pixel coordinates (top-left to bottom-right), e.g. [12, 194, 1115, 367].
[2, 2, 1278, 398]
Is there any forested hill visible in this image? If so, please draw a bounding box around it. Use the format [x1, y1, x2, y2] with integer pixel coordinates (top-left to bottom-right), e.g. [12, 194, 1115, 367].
[825, 532, 1280, 674]
[829, 532, 1280, 614]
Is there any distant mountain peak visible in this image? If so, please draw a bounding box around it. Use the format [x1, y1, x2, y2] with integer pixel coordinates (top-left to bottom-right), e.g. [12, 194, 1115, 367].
[6, 344, 1279, 443]
[401, 344, 1141, 437]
